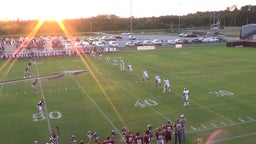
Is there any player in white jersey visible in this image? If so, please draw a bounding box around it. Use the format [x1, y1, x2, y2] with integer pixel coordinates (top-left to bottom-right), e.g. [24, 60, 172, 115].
[113, 58, 118, 67]
[162, 78, 171, 93]
[142, 70, 149, 81]
[127, 63, 133, 74]
[37, 98, 45, 117]
[106, 56, 111, 63]
[155, 75, 161, 87]
[183, 88, 189, 106]
[120, 59, 125, 71]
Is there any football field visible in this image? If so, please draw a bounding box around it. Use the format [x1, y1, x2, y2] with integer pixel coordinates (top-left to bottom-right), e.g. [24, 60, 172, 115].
[0, 44, 256, 144]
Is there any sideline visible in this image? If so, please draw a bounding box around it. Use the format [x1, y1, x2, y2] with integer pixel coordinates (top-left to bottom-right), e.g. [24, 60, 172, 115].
[205, 131, 256, 144]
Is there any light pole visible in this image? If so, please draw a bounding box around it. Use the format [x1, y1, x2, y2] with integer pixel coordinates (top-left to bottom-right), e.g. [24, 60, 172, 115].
[179, 16, 181, 33]
[130, 0, 133, 44]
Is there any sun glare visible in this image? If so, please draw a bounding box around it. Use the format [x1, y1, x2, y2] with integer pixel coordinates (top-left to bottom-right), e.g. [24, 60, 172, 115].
[38, 15, 63, 23]
[0, 17, 9, 22]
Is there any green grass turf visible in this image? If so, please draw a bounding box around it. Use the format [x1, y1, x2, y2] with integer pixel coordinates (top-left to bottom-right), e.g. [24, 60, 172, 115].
[0, 43, 256, 144]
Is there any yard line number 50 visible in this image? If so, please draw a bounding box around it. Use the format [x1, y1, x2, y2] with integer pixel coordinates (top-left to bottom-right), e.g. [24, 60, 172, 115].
[32, 111, 62, 121]
[135, 99, 158, 108]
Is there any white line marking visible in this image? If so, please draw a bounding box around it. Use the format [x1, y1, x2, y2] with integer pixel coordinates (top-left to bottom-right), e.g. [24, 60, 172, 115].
[191, 126, 197, 131]
[201, 125, 207, 128]
[107, 78, 172, 122]
[239, 118, 245, 123]
[220, 121, 227, 125]
[247, 116, 254, 121]
[211, 122, 217, 127]
[205, 132, 256, 144]
[57, 61, 123, 137]
[187, 118, 256, 134]
[35, 63, 52, 134]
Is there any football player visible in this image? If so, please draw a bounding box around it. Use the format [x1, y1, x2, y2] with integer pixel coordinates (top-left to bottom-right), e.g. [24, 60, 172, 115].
[94, 132, 100, 141]
[49, 126, 60, 144]
[37, 98, 44, 117]
[183, 88, 189, 106]
[106, 56, 111, 64]
[143, 130, 152, 144]
[113, 58, 118, 67]
[32, 79, 39, 93]
[155, 75, 161, 87]
[70, 135, 78, 144]
[142, 70, 149, 81]
[134, 131, 144, 144]
[87, 130, 94, 144]
[127, 63, 133, 74]
[125, 131, 135, 144]
[111, 129, 117, 142]
[164, 120, 173, 144]
[33, 140, 39, 144]
[103, 136, 115, 144]
[120, 59, 125, 71]
[24, 66, 31, 78]
[162, 78, 171, 93]
[154, 127, 165, 144]
[121, 127, 127, 142]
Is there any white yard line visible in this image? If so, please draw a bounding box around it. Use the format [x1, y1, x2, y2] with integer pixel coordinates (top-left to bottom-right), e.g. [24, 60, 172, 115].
[57, 61, 123, 137]
[205, 132, 256, 144]
[35, 63, 52, 134]
[107, 77, 172, 122]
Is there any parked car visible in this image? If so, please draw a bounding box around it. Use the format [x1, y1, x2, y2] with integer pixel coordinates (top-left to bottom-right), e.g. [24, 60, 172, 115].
[143, 40, 152, 46]
[174, 39, 183, 44]
[125, 41, 134, 47]
[109, 41, 118, 47]
[128, 35, 136, 40]
[167, 39, 176, 45]
[134, 40, 143, 46]
[152, 39, 162, 45]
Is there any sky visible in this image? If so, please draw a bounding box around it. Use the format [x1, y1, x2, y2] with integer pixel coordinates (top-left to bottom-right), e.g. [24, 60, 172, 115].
[0, 0, 255, 21]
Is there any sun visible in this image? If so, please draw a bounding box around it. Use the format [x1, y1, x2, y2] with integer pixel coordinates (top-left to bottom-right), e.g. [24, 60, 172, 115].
[0, 17, 10, 22]
[37, 14, 63, 22]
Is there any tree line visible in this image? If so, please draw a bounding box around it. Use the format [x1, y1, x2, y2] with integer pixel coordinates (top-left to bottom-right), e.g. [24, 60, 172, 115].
[0, 5, 255, 36]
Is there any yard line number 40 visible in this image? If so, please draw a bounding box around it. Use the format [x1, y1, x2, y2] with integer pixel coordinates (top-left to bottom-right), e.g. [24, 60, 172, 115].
[135, 99, 158, 108]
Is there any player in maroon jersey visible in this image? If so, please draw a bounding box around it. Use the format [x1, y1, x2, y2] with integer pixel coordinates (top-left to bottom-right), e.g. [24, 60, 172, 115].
[94, 139, 101, 144]
[154, 127, 165, 144]
[143, 130, 152, 144]
[32, 79, 39, 93]
[134, 131, 144, 144]
[103, 136, 115, 144]
[125, 131, 135, 144]
[164, 120, 173, 144]
[24, 66, 31, 78]
[49, 126, 60, 144]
